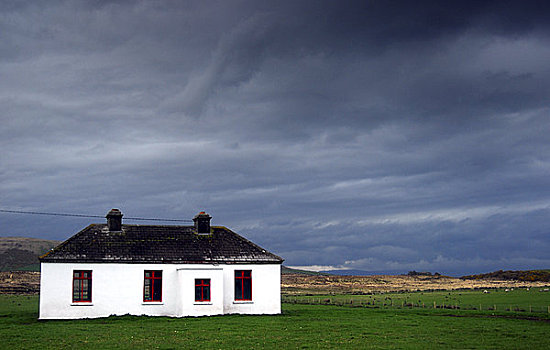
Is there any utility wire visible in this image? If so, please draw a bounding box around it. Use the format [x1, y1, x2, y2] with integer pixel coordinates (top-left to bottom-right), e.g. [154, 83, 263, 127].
[0, 209, 193, 222]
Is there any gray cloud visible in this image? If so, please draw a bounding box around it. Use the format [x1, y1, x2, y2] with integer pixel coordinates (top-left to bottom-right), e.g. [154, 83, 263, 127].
[1, 1, 550, 275]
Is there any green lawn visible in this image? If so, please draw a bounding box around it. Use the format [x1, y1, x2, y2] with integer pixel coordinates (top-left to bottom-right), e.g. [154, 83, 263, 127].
[284, 287, 550, 314]
[1, 294, 549, 349]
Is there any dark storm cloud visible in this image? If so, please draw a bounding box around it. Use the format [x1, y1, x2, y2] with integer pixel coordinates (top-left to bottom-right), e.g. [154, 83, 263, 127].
[1, 0, 550, 275]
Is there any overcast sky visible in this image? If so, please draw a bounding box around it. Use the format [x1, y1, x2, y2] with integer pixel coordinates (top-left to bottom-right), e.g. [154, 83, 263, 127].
[1, 1, 549, 275]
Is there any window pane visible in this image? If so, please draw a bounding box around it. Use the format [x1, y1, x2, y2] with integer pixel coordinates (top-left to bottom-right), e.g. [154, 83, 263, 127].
[73, 280, 80, 300]
[235, 278, 242, 299]
[82, 280, 89, 300]
[156, 271, 162, 278]
[145, 271, 151, 278]
[195, 286, 202, 301]
[74, 271, 80, 278]
[243, 270, 251, 278]
[86, 278, 92, 301]
[243, 278, 252, 300]
[144, 279, 151, 300]
[204, 285, 210, 301]
[152, 278, 162, 301]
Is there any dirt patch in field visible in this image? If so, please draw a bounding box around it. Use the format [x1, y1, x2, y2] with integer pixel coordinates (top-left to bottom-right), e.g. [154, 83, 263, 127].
[282, 273, 550, 295]
[0, 271, 40, 294]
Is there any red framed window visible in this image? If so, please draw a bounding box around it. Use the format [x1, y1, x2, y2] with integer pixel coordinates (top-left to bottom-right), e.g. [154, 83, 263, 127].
[195, 279, 211, 302]
[144, 270, 162, 302]
[73, 270, 92, 302]
[234, 270, 252, 301]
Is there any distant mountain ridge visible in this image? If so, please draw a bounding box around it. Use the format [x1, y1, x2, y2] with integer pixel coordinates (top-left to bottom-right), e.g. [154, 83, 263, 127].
[461, 269, 550, 282]
[281, 266, 330, 276]
[320, 269, 402, 276]
[0, 237, 61, 271]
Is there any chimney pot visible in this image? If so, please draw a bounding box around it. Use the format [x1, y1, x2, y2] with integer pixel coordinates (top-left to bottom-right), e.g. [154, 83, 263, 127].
[106, 209, 123, 231]
[193, 211, 212, 234]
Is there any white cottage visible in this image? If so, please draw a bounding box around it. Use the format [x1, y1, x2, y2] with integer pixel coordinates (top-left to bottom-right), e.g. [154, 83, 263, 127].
[39, 209, 283, 319]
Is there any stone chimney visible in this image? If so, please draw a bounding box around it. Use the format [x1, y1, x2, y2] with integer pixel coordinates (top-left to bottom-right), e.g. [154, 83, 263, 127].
[106, 209, 123, 231]
[193, 211, 212, 234]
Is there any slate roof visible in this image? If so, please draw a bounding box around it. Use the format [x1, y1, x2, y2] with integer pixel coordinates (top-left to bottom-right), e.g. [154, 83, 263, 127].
[40, 224, 283, 264]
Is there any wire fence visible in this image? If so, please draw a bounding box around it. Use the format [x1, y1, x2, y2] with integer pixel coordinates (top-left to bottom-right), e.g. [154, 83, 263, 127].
[0, 209, 193, 222]
[282, 295, 550, 314]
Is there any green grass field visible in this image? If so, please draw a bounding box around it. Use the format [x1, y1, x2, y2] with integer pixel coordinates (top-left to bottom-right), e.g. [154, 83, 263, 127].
[284, 287, 550, 314]
[1, 294, 549, 349]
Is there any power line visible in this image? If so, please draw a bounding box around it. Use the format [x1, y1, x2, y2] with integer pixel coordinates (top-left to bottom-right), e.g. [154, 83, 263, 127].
[0, 209, 193, 223]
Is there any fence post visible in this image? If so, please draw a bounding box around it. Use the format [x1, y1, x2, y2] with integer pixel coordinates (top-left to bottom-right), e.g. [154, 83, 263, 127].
[433, 301, 436, 309]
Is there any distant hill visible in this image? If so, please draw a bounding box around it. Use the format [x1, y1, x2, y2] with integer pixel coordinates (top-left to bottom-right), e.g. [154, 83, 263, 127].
[320, 269, 409, 276]
[288, 268, 422, 276]
[319, 269, 373, 276]
[461, 269, 550, 282]
[281, 266, 330, 276]
[0, 237, 61, 271]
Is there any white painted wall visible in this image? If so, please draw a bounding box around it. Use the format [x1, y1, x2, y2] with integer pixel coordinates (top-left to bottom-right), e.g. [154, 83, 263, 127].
[223, 264, 281, 315]
[176, 267, 224, 317]
[39, 262, 281, 319]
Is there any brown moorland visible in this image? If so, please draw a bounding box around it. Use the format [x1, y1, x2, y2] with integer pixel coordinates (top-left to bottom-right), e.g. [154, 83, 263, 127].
[282, 273, 550, 295]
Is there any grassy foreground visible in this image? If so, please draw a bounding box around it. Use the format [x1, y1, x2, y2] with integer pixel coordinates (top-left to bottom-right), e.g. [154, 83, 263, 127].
[1, 295, 549, 349]
[284, 287, 550, 313]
